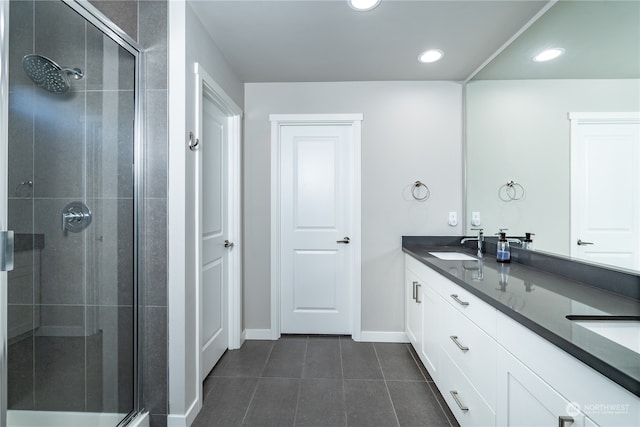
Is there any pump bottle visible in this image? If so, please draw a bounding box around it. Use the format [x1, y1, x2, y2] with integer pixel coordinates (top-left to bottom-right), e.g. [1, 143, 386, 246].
[523, 232, 535, 250]
[496, 231, 511, 263]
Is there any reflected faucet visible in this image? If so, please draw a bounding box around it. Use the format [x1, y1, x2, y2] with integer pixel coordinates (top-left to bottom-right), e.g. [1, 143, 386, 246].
[460, 228, 484, 258]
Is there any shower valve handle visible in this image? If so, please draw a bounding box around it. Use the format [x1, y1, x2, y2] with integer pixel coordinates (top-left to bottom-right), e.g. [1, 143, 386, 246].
[61, 202, 92, 233]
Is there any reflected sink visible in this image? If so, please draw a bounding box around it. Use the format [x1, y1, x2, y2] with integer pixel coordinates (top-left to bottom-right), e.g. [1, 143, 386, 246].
[429, 252, 477, 261]
[567, 316, 640, 354]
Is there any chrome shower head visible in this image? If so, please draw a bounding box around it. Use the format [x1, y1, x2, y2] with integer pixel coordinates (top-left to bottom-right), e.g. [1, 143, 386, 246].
[22, 54, 84, 94]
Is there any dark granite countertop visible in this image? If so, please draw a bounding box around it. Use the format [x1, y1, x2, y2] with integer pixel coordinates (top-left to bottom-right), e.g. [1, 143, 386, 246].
[402, 238, 640, 398]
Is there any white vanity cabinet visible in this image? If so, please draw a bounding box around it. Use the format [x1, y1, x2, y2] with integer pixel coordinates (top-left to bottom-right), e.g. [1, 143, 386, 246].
[405, 256, 438, 377]
[404, 253, 640, 427]
[405, 255, 497, 425]
[497, 345, 598, 427]
[405, 268, 423, 353]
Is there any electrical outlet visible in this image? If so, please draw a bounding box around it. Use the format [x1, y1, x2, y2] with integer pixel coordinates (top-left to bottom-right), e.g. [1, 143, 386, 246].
[448, 211, 458, 227]
[471, 211, 481, 226]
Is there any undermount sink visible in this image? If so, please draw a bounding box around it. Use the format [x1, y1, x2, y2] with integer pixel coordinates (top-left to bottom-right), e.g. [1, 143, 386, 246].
[428, 252, 477, 261]
[567, 315, 640, 354]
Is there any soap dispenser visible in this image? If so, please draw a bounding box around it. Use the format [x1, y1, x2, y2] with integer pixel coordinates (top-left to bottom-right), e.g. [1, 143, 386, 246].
[496, 229, 511, 263]
[523, 232, 535, 250]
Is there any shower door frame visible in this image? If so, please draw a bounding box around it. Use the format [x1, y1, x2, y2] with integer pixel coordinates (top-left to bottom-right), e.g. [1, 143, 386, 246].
[0, 0, 145, 424]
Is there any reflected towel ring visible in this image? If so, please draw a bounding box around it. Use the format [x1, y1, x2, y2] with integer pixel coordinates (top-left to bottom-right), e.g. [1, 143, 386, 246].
[498, 180, 525, 202]
[412, 180, 430, 201]
[14, 180, 33, 198]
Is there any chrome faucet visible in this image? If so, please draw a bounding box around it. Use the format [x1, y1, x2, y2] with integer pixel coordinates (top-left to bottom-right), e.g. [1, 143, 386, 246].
[460, 228, 484, 258]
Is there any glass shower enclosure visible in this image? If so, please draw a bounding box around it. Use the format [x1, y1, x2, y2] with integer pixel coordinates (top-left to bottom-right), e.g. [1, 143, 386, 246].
[1, 0, 142, 425]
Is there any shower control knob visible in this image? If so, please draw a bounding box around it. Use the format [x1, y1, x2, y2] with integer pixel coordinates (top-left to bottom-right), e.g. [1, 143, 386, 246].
[61, 202, 92, 233]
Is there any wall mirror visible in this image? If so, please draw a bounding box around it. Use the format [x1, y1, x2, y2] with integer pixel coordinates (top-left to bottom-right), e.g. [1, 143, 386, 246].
[465, 0, 640, 272]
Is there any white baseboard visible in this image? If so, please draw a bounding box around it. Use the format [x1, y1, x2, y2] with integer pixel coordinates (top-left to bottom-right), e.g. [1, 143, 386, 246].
[243, 329, 407, 343]
[168, 397, 199, 427]
[244, 328, 275, 340]
[357, 331, 409, 343]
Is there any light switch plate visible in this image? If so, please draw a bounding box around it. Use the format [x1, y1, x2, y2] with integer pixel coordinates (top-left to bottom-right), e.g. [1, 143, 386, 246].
[448, 211, 458, 226]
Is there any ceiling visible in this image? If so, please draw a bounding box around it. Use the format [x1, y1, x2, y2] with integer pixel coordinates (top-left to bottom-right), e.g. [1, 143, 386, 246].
[188, 0, 549, 83]
[474, 0, 640, 80]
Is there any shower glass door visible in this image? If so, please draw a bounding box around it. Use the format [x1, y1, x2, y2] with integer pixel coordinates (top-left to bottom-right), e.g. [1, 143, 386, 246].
[2, 0, 139, 425]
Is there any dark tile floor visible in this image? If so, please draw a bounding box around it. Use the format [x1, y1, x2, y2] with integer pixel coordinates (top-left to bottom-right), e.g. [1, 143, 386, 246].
[192, 336, 460, 427]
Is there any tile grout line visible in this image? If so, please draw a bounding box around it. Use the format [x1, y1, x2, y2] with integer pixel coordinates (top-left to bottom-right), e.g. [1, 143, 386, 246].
[404, 344, 458, 427]
[292, 336, 309, 426]
[427, 381, 458, 427]
[238, 376, 261, 426]
[372, 342, 402, 427]
[339, 336, 348, 427]
[405, 343, 429, 383]
[240, 341, 276, 425]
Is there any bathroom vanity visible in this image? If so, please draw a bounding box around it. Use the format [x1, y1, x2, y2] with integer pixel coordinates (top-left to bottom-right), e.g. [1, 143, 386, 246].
[403, 236, 640, 427]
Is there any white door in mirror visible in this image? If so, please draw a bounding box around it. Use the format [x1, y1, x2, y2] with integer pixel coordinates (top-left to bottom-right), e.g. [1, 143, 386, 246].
[571, 118, 640, 270]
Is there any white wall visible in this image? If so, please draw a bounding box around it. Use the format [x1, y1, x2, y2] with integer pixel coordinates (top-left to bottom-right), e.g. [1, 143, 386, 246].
[466, 79, 640, 255]
[168, 1, 244, 424]
[244, 81, 463, 335]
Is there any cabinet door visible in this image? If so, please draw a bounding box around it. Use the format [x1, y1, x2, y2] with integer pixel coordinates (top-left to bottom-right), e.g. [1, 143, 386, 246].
[419, 281, 439, 378]
[405, 269, 422, 348]
[497, 347, 595, 427]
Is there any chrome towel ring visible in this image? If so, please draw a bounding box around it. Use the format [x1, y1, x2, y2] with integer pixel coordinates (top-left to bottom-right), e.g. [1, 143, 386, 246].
[14, 180, 33, 198]
[412, 180, 430, 201]
[498, 180, 525, 202]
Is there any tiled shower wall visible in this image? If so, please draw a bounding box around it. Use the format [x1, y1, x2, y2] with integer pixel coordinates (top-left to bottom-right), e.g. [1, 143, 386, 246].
[89, 1, 170, 425]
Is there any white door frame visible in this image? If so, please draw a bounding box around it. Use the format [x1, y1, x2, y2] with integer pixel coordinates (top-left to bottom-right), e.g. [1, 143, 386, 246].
[270, 114, 362, 341]
[193, 62, 243, 397]
[569, 111, 640, 260]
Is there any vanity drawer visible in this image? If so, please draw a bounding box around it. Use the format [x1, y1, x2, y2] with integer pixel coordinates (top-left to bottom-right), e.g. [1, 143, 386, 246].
[440, 297, 497, 410]
[424, 267, 497, 337]
[439, 345, 496, 427]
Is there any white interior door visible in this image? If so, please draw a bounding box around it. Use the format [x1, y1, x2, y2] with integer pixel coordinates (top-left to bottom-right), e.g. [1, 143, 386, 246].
[571, 116, 640, 270]
[199, 91, 230, 380]
[280, 124, 355, 334]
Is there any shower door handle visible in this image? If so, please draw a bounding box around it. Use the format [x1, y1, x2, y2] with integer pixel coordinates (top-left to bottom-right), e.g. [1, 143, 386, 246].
[0, 230, 15, 272]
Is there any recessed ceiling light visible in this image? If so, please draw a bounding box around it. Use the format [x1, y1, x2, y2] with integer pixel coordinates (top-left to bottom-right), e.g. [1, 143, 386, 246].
[533, 48, 564, 62]
[418, 49, 444, 64]
[349, 0, 381, 12]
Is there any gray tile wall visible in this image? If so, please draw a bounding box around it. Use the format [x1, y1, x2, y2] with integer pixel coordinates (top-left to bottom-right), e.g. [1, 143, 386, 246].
[93, 1, 169, 425]
[137, 0, 168, 425]
[92, 1, 169, 425]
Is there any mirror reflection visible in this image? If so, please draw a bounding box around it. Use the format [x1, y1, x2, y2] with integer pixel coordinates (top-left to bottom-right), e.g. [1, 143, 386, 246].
[465, 0, 640, 272]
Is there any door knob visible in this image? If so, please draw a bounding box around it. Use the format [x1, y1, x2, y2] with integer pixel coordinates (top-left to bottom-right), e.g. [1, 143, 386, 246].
[577, 239, 594, 246]
[336, 237, 350, 244]
[224, 240, 234, 248]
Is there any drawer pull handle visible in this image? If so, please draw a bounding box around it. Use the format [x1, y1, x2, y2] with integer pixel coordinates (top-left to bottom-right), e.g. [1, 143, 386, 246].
[450, 335, 469, 352]
[415, 283, 422, 303]
[558, 416, 574, 427]
[412, 281, 417, 300]
[450, 294, 469, 306]
[450, 391, 469, 412]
